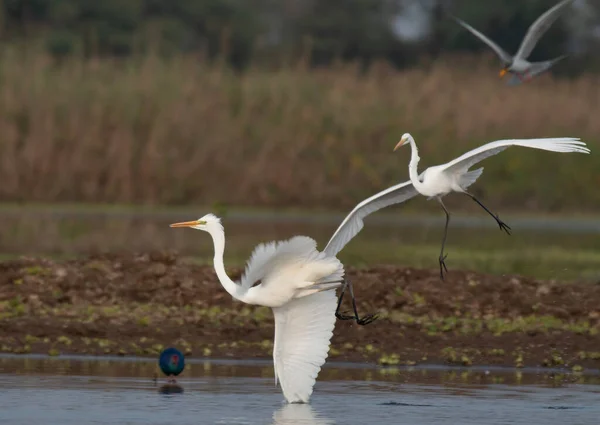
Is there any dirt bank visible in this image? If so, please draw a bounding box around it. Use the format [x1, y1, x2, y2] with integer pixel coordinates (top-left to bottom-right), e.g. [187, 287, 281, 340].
[0, 252, 599, 371]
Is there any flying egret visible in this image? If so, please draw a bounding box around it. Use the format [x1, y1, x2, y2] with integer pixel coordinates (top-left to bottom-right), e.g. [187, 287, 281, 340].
[452, 0, 575, 84]
[169, 211, 384, 403]
[390, 133, 590, 280]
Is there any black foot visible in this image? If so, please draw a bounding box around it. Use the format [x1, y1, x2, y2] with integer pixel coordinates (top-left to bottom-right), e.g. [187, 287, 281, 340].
[336, 310, 378, 326]
[439, 253, 449, 281]
[334, 278, 379, 326]
[495, 215, 512, 235]
[335, 310, 356, 321]
[357, 313, 378, 326]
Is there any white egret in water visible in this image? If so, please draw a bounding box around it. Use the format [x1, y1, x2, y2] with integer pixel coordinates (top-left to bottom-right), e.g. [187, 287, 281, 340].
[452, 0, 575, 85]
[169, 210, 382, 403]
[389, 133, 590, 279]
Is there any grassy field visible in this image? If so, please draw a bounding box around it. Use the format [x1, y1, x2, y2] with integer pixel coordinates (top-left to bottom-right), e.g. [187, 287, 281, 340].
[0, 203, 598, 281]
[0, 48, 597, 211]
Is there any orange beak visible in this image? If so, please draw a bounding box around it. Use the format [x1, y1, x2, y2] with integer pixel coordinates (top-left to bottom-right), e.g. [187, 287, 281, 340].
[499, 68, 507, 78]
[170, 220, 203, 228]
[393, 140, 405, 151]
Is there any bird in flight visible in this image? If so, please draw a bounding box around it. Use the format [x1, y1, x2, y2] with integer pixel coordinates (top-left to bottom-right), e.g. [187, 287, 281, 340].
[452, 0, 575, 85]
[390, 133, 589, 279]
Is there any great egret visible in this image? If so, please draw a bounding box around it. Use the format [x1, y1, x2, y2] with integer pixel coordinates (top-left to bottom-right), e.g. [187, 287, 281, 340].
[169, 212, 381, 404]
[390, 133, 590, 279]
[452, 0, 575, 84]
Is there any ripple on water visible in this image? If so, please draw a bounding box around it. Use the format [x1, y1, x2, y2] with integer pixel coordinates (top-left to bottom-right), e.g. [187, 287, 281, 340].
[0, 355, 599, 425]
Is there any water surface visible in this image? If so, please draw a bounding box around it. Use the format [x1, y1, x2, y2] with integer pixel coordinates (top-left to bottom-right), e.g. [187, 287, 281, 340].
[1, 355, 599, 425]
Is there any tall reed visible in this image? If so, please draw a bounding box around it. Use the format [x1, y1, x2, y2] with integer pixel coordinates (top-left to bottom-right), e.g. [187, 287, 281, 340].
[0, 48, 597, 212]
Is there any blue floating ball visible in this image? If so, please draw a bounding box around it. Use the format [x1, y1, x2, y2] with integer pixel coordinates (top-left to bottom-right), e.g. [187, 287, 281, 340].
[159, 347, 185, 377]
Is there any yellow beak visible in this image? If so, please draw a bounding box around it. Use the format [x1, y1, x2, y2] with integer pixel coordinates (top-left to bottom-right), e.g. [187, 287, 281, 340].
[170, 220, 202, 228]
[499, 68, 507, 78]
[393, 140, 405, 151]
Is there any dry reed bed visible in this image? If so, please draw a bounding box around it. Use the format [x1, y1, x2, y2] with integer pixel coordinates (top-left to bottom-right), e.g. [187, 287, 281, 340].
[0, 50, 597, 211]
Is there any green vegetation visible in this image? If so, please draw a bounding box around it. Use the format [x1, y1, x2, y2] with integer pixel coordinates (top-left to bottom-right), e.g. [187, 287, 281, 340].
[22, 266, 51, 276]
[515, 352, 525, 368]
[378, 353, 401, 366]
[385, 312, 600, 337]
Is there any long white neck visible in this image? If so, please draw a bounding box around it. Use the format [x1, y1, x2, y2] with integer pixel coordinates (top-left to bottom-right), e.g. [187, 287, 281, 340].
[207, 226, 247, 302]
[407, 137, 426, 191]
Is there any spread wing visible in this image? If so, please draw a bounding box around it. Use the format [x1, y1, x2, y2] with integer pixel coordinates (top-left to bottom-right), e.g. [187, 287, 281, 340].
[452, 15, 513, 64]
[439, 137, 589, 176]
[323, 178, 421, 257]
[272, 290, 337, 404]
[514, 0, 575, 60]
[239, 236, 318, 289]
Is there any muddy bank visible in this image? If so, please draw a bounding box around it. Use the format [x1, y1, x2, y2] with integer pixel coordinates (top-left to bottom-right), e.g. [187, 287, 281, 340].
[0, 252, 599, 371]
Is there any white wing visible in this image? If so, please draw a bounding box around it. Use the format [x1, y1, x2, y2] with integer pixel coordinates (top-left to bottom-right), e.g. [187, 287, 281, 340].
[452, 16, 513, 64]
[239, 236, 318, 289]
[272, 290, 337, 404]
[323, 179, 421, 257]
[514, 0, 575, 60]
[439, 137, 589, 176]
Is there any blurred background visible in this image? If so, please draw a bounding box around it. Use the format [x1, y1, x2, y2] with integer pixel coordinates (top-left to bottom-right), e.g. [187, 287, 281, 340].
[0, 0, 598, 280]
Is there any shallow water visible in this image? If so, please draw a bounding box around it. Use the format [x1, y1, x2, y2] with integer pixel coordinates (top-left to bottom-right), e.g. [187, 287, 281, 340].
[1, 355, 599, 425]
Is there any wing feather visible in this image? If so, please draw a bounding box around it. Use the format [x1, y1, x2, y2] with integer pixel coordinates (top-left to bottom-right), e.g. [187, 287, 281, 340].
[515, 0, 575, 60]
[323, 179, 421, 257]
[452, 15, 513, 64]
[439, 137, 589, 176]
[272, 290, 337, 404]
[240, 236, 318, 289]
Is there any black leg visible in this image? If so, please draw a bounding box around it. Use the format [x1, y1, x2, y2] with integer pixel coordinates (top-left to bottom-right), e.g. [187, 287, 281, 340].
[438, 198, 451, 281]
[335, 280, 353, 321]
[347, 279, 378, 326]
[465, 192, 511, 235]
[335, 279, 378, 326]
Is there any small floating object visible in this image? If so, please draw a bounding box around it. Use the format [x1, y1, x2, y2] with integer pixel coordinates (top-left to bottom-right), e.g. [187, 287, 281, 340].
[158, 347, 185, 384]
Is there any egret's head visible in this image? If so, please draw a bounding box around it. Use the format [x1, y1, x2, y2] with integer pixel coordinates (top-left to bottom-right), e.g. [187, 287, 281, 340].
[393, 133, 412, 151]
[499, 67, 509, 78]
[169, 213, 222, 232]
